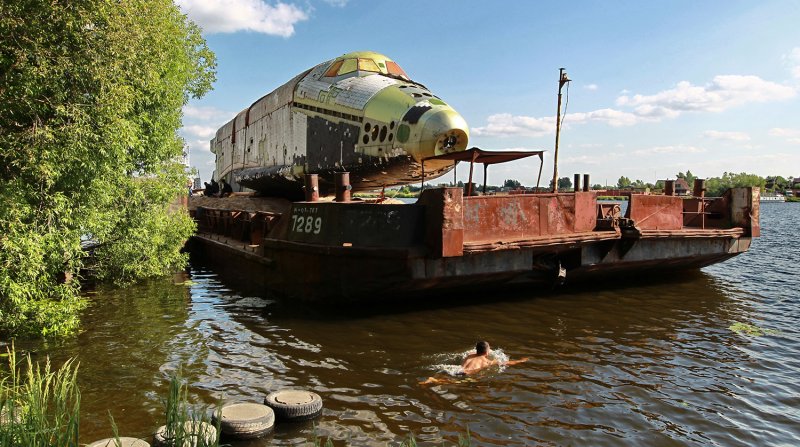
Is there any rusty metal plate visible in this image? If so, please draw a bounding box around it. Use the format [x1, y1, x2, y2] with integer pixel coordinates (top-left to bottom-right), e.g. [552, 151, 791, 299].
[628, 195, 683, 230]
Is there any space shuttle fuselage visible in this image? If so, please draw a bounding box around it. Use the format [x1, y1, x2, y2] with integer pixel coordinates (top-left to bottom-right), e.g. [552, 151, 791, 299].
[210, 51, 469, 197]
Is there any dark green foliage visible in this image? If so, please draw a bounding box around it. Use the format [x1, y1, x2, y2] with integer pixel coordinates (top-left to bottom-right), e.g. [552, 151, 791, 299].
[0, 0, 215, 337]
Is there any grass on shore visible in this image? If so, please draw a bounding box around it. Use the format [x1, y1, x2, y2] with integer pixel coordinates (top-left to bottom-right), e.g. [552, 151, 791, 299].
[0, 348, 80, 447]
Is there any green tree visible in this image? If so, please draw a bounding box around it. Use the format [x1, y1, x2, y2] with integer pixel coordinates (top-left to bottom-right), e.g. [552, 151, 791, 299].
[503, 179, 522, 189]
[705, 172, 766, 197]
[616, 176, 632, 188]
[550, 177, 572, 191]
[0, 1, 216, 337]
[677, 170, 696, 184]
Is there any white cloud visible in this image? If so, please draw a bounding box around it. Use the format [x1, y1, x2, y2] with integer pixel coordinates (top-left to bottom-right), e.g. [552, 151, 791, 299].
[322, 0, 349, 6]
[703, 130, 750, 141]
[472, 113, 554, 137]
[632, 145, 706, 156]
[568, 108, 644, 127]
[183, 105, 233, 122]
[584, 84, 598, 91]
[769, 127, 800, 144]
[176, 0, 308, 36]
[474, 75, 795, 138]
[474, 108, 644, 137]
[616, 75, 796, 114]
[181, 104, 235, 180]
[182, 125, 218, 139]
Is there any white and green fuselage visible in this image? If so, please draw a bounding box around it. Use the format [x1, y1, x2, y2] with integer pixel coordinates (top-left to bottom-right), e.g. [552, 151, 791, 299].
[210, 51, 469, 197]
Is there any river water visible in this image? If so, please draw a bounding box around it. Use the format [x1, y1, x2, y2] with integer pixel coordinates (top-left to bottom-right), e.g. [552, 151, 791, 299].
[13, 203, 800, 446]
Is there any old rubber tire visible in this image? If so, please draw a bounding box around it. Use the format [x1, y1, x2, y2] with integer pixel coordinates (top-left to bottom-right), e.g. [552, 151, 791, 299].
[263, 389, 323, 421]
[152, 421, 217, 447]
[211, 402, 274, 439]
[87, 438, 150, 447]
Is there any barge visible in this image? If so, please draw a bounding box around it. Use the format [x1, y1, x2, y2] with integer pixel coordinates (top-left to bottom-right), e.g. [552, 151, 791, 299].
[188, 148, 760, 301]
[189, 54, 759, 300]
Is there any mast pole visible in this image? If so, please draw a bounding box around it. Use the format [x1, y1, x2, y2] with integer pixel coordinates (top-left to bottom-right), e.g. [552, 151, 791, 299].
[552, 68, 570, 193]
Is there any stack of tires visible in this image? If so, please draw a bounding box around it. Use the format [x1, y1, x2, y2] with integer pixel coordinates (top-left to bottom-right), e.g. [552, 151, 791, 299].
[213, 389, 323, 441]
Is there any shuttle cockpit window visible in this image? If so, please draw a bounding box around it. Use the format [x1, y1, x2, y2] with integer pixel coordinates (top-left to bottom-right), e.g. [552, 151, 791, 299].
[385, 61, 409, 80]
[357, 58, 381, 73]
[323, 57, 410, 81]
[324, 60, 343, 77]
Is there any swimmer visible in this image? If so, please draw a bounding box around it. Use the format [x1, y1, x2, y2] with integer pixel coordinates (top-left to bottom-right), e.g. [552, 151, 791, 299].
[419, 341, 528, 385]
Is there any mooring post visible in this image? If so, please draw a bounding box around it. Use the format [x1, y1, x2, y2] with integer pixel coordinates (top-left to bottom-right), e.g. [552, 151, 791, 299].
[693, 178, 706, 198]
[574, 174, 581, 193]
[665, 180, 675, 196]
[583, 174, 590, 192]
[304, 174, 319, 202]
[335, 172, 351, 202]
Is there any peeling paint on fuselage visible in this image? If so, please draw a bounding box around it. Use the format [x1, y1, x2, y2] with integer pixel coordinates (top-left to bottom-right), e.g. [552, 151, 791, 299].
[210, 51, 469, 196]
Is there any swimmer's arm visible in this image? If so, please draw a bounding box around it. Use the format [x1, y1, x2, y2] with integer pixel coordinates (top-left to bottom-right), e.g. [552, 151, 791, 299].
[419, 376, 455, 385]
[504, 357, 529, 366]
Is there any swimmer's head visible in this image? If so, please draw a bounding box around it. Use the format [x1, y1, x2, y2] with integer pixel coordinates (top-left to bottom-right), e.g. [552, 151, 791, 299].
[476, 340, 490, 355]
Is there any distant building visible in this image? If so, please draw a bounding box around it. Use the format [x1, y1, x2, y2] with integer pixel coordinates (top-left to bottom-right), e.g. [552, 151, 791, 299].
[675, 178, 691, 195]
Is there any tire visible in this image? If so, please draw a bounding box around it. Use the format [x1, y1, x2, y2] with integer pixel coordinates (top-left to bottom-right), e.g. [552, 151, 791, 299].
[152, 421, 217, 447]
[211, 402, 275, 439]
[263, 389, 323, 421]
[87, 438, 150, 447]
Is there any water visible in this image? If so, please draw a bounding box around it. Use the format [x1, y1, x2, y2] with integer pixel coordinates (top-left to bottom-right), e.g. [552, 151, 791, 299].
[13, 203, 800, 446]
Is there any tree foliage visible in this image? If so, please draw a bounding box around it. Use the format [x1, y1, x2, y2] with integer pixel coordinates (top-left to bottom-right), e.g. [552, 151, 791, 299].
[677, 170, 696, 184]
[549, 177, 572, 191]
[503, 179, 522, 189]
[0, 0, 216, 337]
[705, 172, 766, 197]
[616, 176, 631, 188]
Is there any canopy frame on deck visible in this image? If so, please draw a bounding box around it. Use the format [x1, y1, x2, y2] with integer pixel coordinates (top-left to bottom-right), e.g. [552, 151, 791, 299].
[421, 147, 546, 196]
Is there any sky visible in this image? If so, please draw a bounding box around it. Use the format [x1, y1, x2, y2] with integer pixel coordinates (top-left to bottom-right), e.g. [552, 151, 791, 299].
[178, 0, 800, 188]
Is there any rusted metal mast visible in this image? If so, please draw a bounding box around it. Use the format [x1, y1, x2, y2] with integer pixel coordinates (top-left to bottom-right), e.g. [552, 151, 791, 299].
[552, 68, 571, 193]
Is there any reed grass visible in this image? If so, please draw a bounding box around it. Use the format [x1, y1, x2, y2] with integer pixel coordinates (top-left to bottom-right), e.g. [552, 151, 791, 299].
[0, 346, 81, 447]
[158, 372, 220, 447]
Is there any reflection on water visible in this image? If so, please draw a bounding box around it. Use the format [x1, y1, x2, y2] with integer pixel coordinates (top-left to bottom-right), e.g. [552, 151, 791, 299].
[16, 204, 800, 446]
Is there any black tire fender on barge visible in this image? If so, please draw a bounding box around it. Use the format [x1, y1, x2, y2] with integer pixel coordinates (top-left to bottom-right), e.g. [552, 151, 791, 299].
[263, 390, 323, 421]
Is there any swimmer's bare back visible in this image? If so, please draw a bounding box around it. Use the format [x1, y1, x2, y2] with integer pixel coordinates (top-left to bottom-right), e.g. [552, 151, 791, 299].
[419, 357, 529, 385]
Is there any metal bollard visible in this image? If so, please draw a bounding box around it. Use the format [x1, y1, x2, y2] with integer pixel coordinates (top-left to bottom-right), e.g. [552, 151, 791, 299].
[304, 174, 319, 202]
[665, 180, 675, 196]
[335, 172, 352, 202]
[583, 174, 590, 192]
[574, 174, 581, 193]
[693, 178, 706, 198]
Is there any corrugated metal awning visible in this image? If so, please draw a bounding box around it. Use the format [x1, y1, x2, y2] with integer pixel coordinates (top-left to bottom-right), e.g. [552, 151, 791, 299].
[421, 147, 547, 195]
[422, 147, 545, 165]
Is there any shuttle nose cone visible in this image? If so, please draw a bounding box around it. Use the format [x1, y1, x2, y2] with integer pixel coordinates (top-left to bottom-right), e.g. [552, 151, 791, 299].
[419, 109, 469, 157]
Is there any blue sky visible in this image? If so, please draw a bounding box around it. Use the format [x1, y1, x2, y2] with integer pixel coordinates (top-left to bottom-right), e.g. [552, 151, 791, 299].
[179, 0, 800, 187]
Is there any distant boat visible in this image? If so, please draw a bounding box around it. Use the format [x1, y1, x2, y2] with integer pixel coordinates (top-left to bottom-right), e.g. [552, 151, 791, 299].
[760, 193, 786, 202]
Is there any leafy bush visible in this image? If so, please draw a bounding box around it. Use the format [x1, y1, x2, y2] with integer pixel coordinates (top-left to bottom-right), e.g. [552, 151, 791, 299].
[0, 0, 215, 337]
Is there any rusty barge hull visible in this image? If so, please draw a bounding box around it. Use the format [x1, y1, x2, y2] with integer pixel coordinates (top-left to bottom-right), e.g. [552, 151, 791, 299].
[188, 186, 759, 301]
